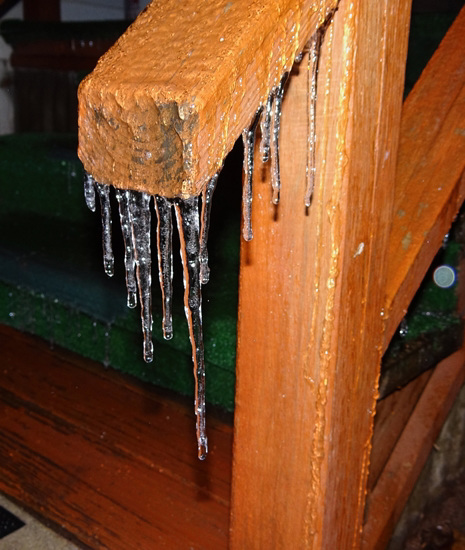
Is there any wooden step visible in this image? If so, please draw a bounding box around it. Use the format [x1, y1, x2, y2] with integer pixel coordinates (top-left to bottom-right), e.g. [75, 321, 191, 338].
[0, 325, 232, 549]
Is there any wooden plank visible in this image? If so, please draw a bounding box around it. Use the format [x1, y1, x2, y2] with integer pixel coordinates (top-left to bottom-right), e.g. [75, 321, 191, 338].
[77, 0, 337, 197]
[362, 349, 465, 550]
[230, 0, 411, 548]
[0, 325, 232, 549]
[367, 369, 432, 493]
[384, 6, 465, 348]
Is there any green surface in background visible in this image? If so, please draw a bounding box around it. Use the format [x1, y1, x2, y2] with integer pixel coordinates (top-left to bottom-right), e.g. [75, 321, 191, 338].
[0, 133, 241, 411]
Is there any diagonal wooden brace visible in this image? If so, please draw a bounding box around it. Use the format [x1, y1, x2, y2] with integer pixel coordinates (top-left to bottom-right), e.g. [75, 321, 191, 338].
[77, 0, 337, 198]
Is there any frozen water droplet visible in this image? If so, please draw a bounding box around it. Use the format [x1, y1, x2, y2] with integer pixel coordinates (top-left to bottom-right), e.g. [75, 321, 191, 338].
[95, 182, 114, 277]
[154, 195, 174, 340]
[199, 173, 218, 284]
[128, 190, 154, 363]
[270, 72, 288, 205]
[174, 197, 208, 460]
[242, 108, 262, 241]
[83, 172, 96, 212]
[115, 189, 138, 308]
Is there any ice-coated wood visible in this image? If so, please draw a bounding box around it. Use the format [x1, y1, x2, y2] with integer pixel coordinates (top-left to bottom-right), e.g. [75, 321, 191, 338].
[230, 0, 411, 548]
[77, 0, 337, 198]
[384, 5, 465, 348]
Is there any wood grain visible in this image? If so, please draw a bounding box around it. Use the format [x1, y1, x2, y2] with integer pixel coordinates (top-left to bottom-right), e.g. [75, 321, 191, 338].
[362, 349, 465, 550]
[230, 0, 411, 548]
[78, 0, 337, 197]
[0, 325, 232, 549]
[384, 5, 465, 348]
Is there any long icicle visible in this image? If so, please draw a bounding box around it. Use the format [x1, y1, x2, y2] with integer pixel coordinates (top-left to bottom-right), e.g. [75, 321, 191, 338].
[154, 195, 174, 340]
[270, 72, 289, 205]
[241, 108, 262, 242]
[129, 190, 154, 363]
[305, 29, 324, 207]
[174, 197, 208, 460]
[115, 189, 138, 308]
[95, 182, 114, 277]
[199, 173, 219, 285]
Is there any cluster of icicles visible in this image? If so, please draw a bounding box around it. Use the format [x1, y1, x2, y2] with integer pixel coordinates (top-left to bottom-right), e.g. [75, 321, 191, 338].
[84, 27, 326, 460]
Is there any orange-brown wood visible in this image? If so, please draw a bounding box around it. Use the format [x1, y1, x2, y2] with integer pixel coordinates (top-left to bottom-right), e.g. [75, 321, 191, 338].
[367, 369, 432, 492]
[362, 349, 465, 550]
[78, 0, 337, 197]
[384, 6, 465, 348]
[0, 325, 232, 549]
[230, 0, 411, 548]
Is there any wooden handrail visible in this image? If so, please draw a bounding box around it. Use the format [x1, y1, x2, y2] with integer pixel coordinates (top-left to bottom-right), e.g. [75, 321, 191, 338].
[78, 0, 337, 198]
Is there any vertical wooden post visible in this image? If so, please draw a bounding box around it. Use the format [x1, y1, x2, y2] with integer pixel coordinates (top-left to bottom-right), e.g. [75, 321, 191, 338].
[230, 0, 411, 547]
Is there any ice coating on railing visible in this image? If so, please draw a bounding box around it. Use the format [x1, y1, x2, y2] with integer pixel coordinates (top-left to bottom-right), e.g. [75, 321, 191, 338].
[95, 182, 114, 277]
[259, 93, 273, 163]
[115, 189, 138, 309]
[174, 197, 208, 460]
[129, 190, 154, 363]
[199, 173, 218, 285]
[84, 172, 96, 212]
[305, 28, 324, 207]
[242, 108, 262, 242]
[270, 72, 288, 205]
[154, 195, 174, 341]
[81, 12, 335, 459]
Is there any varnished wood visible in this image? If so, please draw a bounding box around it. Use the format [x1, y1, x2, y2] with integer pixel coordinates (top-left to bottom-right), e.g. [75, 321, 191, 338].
[230, 0, 411, 548]
[367, 370, 432, 493]
[384, 5, 465, 348]
[77, 0, 337, 197]
[362, 349, 465, 550]
[0, 325, 232, 549]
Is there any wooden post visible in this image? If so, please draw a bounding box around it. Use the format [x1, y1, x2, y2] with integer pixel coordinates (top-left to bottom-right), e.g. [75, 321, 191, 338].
[230, 0, 411, 547]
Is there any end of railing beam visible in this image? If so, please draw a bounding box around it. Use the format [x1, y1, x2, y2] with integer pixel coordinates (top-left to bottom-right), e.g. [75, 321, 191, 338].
[78, 0, 337, 198]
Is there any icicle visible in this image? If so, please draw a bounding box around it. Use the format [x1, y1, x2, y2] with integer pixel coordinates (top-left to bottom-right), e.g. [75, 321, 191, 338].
[199, 173, 219, 284]
[174, 197, 208, 460]
[259, 93, 273, 163]
[83, 171, 96, 212]
[270, 72, 288, 205]
[305, 30, 323, 207]
[128, 190, 154, 363]
[154, 195, 174, 340]
[115, 189, 138, 308]
[95, 182, 114, 277]
[242, 108, 262, 242]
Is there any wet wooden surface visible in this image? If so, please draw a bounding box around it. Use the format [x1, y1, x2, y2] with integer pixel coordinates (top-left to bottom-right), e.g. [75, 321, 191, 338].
[78, 0, 337, 197]
[230, 0, 411, 548]
[384, 5, 465, 349]
[363, 349, 465, 550]
[0, 324, 232, 549]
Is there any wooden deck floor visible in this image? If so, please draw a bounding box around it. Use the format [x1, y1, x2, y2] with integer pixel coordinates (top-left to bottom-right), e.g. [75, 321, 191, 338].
[0, 324, 232, 549]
